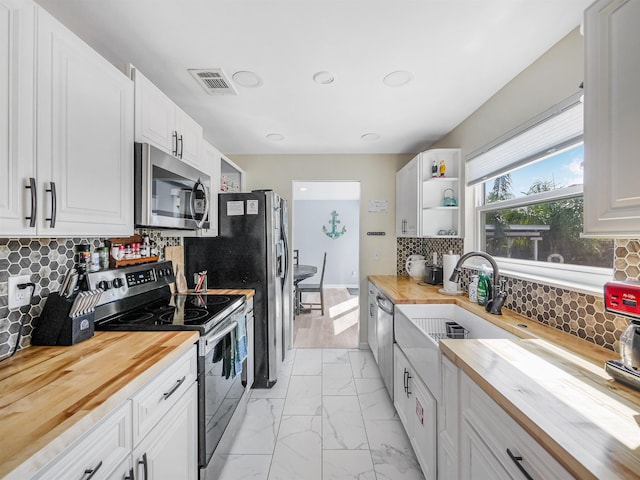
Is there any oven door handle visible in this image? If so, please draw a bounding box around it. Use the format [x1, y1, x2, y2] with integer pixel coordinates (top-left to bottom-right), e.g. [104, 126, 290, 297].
[205, 320, 238, 351]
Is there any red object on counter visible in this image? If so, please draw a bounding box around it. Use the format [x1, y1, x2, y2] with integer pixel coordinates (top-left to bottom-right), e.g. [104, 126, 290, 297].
[604, 281, 640, 320]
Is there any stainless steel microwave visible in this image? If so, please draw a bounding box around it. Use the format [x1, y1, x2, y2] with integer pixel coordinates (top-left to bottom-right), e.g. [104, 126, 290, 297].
[134, 142, 211, 230]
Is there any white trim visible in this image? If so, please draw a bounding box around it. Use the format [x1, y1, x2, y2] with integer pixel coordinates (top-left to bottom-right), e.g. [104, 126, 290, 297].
[478, 184, 583, 212]
[460, 256, 609, 296]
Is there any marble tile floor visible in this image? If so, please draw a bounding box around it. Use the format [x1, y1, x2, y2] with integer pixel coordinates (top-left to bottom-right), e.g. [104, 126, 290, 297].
[216, 348, 425, 480]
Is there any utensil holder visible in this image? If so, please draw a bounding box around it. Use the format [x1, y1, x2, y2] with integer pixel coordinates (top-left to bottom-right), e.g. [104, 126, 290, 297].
[31, 293, 95, 346]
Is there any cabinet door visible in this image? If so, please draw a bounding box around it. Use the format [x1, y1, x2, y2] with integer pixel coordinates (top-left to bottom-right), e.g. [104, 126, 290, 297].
[36, 8, 134, 236]
[107, 456, 134, 480]
[393, 344, 411, 430]
[133, 68, 177, 155]
[439, 356, 459, 457]
[34, 402, 132, 480]
[133, 382, 199, 480]
[460, 419, 511, 480]
[197, 141, 221, 237]
[584, 0, 640, 237]
[411, 376, 437, 480]
[367, 283, 378, 362]
[176, 107, 203, 168]
[396, 157, 419, 237]
[0, 0, 35, 236]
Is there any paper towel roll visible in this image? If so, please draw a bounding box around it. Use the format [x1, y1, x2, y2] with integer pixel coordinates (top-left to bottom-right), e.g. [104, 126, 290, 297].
[443, 254, 460, 292]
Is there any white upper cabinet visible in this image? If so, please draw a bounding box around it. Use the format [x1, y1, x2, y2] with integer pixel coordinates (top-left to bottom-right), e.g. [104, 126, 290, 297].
[36, 7, 134, 237]
[0, 0, 36, 235]
[197, 141, 221, 237]
[132, 67, 203, 168]
[396, 148, 462, 238]
[396, 156, 419, 237]
[583, 0, 640, 237]
[1, 1, 133, 237]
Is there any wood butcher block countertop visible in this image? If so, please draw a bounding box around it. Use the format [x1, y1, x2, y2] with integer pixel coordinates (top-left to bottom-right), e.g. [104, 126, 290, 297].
[0, 330, 198, 479]
[370, 275, 640, 479]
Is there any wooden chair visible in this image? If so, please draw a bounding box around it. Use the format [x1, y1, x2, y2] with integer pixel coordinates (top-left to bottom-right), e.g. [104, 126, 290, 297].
[297, 252, 327, 315]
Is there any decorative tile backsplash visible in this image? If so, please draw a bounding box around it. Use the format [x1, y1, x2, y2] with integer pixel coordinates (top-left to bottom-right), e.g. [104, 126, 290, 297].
[397, 238, 640, 353]
[0, 231, 182, 361]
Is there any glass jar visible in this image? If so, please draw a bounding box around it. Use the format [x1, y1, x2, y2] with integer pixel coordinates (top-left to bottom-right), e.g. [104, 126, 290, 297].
[98, 247, 109, 270]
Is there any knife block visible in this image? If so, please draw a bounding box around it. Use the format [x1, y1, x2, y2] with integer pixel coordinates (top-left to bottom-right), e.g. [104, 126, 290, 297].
[31, 293, 95, 346]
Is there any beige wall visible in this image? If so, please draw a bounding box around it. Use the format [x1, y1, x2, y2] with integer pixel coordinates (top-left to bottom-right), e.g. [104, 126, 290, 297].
[228, 153, 411, 347]
[430, 27, 584, 251]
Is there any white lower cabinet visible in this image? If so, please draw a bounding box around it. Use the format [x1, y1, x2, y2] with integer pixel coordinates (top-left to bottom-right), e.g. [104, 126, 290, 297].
[32, 347, 198, 480]
[133, 382, 198, 480]
[458, 371, 573, 480]
[460, 420, 510, 480]
[438, 356, 459, 480]
[393, 344, 437, 480]
[33, 401, 132, 480]
[108, 456, 134, 480]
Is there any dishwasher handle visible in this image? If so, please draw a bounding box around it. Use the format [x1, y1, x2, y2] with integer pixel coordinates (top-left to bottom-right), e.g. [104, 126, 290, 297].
[375, 295, 394, 315]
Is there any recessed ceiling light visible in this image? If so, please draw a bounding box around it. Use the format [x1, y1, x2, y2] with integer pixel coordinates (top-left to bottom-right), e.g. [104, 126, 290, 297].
[361, 133, 380, 142]
[299, 187, 308, 191]
[383, 70, 414, 87]
[313, 71, 335, 85]
[232, 71, 263, 88]
[266, 133, 284, 142]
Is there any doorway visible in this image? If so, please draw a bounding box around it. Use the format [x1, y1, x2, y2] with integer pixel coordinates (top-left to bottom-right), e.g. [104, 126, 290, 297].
[291, 181, 360, 349]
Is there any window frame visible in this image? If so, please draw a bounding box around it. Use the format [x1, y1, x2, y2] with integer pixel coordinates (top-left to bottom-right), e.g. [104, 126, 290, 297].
[468, 95, 612, 296]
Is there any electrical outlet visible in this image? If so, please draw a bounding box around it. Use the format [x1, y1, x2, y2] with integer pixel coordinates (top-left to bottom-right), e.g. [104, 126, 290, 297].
[8, 274, 33, 309]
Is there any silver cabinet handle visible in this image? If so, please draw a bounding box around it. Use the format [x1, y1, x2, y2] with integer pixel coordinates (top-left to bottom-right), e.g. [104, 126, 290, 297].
[123, 467, 134, 480]
[178, 134, 184, 158]
[80, 460, 102, 480]
[25, 177, 37, 227]
[172, 131, 178, 156]
[46, 181, 56, 227]
[163, 375, 186, 400]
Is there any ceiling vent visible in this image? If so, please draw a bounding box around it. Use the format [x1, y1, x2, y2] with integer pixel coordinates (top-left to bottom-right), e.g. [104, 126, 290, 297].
[188, 68, 238, 96]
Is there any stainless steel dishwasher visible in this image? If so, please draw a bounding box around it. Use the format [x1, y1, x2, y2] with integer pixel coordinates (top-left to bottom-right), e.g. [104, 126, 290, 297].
[374, 288, 395, 400]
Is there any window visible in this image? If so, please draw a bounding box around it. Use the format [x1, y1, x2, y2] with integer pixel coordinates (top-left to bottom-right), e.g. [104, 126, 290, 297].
[467, 93, 613, 293]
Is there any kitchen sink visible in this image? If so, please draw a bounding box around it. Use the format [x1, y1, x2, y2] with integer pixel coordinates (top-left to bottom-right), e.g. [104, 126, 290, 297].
[394, 304, 516, 402]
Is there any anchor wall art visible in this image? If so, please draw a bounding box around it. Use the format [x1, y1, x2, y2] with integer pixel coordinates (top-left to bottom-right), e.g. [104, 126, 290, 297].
[323, 210, 347, 239]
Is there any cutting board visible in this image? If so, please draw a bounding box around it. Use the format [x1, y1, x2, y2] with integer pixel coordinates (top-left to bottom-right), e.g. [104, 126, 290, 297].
[164, 245, 187, 292]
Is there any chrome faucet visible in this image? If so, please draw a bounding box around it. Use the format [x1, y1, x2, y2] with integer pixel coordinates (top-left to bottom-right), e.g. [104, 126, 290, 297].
[449, 251, 507, 315]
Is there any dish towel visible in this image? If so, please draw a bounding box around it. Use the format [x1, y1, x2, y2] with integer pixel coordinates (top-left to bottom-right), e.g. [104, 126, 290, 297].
[233, 312, 248, 378]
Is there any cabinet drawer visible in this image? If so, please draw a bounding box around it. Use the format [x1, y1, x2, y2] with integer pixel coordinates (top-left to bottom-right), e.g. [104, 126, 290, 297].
[34, 401, 131, 480]
[132, 346, 197, 443]
[460, 373, 573, 480]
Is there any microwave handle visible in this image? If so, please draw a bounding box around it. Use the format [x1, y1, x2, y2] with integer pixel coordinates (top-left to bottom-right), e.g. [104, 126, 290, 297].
[190, 179, 209, 229]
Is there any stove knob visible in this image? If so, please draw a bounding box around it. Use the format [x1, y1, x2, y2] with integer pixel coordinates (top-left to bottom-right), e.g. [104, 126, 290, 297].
[98, 280, 111, 291]
[157, 269, 165, 278]
[165, 267, 173, 277]
[112, 278, 124, 288]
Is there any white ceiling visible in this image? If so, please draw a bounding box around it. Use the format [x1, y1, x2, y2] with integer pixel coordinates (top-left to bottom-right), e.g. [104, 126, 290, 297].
[35, 0, 592, 155]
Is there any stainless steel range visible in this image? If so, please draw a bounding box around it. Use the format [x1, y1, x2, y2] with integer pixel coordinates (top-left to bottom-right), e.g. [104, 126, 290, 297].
[88, 261, 252, 477]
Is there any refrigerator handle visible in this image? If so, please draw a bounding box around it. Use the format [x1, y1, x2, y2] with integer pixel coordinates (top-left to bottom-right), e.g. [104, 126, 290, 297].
[276, 240, 285, 278]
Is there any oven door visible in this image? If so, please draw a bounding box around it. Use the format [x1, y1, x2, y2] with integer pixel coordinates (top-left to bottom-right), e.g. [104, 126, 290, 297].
[135, 142, 210, 230]
[198, 309, 248, 468]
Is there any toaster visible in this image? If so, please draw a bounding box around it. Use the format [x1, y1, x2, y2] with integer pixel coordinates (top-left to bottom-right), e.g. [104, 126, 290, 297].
[424, 266, 443, 285]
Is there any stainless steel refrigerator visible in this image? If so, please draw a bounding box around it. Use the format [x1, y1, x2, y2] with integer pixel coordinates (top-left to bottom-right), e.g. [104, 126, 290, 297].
[184, 190, 291, 388]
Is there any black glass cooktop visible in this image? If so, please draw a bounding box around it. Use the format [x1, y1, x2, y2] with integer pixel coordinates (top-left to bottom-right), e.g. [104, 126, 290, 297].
[95, 293, 245, 333]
